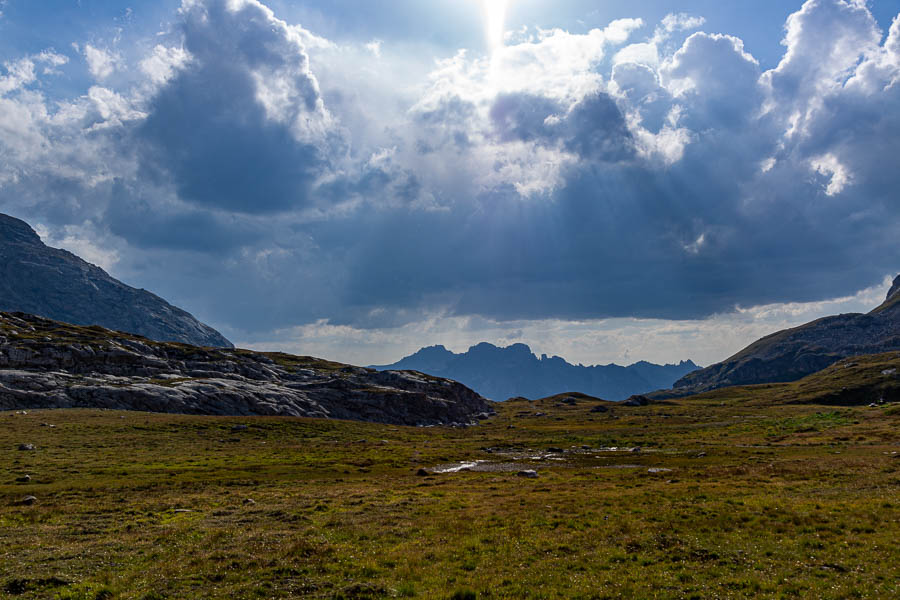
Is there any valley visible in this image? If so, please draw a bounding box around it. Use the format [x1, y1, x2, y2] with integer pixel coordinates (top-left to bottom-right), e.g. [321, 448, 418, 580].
[3, 365, 899, 599]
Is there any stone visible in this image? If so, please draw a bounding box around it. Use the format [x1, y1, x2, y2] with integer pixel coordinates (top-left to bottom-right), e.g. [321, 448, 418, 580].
[16, 474, 31, 483]
[888, 275, 900, 302]
[0, 311, 493, 427]
[17, 444, 35, 451]
[18, 495, 37, 506]
[590, 405, 608, 413]
[415, 468, 431, 476]
[622, 395, 650, 407]
[231, 424, 249, 431]
[516, 470, 539, 478]
[243, 498, 256, 505]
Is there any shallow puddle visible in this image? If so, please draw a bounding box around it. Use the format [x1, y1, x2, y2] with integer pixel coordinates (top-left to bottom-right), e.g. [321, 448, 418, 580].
[430, 461, 536, 473]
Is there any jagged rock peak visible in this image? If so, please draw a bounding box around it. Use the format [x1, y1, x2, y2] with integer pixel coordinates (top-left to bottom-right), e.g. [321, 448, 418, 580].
[0, 214, 42, 245]
[0, 212, 233, 348]
[888, 275, 900, 302]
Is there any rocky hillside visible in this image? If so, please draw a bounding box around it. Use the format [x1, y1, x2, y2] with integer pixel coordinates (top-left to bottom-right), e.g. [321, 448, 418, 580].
[0, 213, 232, 348]
[373, 342, 698, 401]
[671, 275, 900, 395]
[0, 312, 494, 426]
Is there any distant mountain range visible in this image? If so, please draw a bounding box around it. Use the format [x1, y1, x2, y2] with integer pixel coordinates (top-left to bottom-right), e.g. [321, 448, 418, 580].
[671, 275, 900, 395]
[0, 213, 232, 348]
[372, 342, 699, 401]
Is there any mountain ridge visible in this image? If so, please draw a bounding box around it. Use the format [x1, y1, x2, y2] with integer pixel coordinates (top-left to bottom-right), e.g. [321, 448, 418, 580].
[372, 342, 699, 401]
[670, 275, 900, 395]
[0, 213, 233, 348]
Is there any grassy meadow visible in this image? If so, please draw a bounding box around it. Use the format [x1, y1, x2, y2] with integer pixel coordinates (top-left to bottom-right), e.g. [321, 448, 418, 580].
[2, 360, 900, 599]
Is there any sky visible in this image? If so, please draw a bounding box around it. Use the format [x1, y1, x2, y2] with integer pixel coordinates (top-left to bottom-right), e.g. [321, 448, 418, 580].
[1, 0, 900, 367]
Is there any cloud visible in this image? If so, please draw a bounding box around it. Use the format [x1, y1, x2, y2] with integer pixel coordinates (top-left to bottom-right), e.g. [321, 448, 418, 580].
[810, 153, 852, 195]
[139, 45, 191, 86]
[135, 0, 337, 214]
[238, 275, 895, 368]
[1, 0, 900, 359]
[83, 44, 122, 81]
[0, 51, 68, 96]
[764, 0, 882, 105]
[660, 13, 706, 34]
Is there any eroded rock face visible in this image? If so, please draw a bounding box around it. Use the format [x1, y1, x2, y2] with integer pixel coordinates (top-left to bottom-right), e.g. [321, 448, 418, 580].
[888, 276, 900, 303]
[671, 275, 900, 395]
[0, 312, 494, 426]
[0, 213, 232, 348]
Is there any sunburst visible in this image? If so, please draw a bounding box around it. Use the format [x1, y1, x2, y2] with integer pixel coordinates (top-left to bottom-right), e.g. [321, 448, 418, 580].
[483, 0, 510, 51]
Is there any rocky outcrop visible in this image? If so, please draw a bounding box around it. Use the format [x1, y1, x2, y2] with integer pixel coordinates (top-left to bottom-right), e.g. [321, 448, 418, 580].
[0, 312, 494, 426]
[0, 213, 232, 348]
[888, 278, 900, 303]
[671, 275, 900, 395]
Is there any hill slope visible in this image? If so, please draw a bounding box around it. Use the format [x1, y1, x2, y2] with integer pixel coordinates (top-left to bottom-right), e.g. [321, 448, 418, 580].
[372, 342, 698, 401]
[0, 213, 232, 348]
[0, 311, 493, 425]
[672, 275, 900, 395]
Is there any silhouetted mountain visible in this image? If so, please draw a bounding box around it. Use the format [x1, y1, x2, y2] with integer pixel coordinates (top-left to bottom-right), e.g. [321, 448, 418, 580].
[671, 275, 900, 395]
[372, 342, 699, 401]
[0, 213, 232, 348]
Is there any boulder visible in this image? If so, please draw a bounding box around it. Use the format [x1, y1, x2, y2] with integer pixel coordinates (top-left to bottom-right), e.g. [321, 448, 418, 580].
[622, 395, 650, 407]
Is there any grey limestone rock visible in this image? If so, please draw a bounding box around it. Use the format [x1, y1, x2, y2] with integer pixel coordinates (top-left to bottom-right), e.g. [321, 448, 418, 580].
[0, 213, 232, 348]
[0, 311, 494, 426]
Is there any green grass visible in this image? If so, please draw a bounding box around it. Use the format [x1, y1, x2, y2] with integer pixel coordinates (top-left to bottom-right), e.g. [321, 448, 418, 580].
[2, 384, 900, 598]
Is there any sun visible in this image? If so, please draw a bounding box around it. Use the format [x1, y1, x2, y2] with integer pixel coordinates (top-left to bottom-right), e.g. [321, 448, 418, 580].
[482, 0, 510, 51]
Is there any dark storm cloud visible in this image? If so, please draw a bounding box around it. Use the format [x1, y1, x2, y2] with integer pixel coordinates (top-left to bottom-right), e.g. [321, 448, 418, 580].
[136, 0, 332, 215]
[104, 182, 264, 253]
[3, 0, 900, 339]
[489, 92, 634, 161]
[489, 93, 561, 143]
[561, 93, 635, 161]
[414, 96, 476, 154]
[122, 0, 900, 331]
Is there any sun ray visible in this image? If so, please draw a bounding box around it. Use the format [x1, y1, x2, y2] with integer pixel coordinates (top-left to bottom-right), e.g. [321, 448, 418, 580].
[483, 0, 509, 51]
